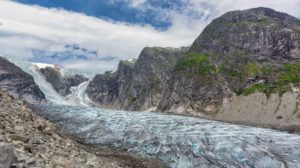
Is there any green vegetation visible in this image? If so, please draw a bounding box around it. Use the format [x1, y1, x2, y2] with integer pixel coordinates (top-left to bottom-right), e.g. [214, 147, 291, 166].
[219, 65, 243, 80]
[176, 50, 300, 97]
[219, 62, 262, 81]
[231, 21, 247, 27]
[228, 18, 273, 27]
[239, 62, 300, 96]
[241, 83, 275, 96]
[255, 18, 273, 25]
[279, 63, 300, 84]
[245, 63, 262, 76]
[175, 52, 216, 75]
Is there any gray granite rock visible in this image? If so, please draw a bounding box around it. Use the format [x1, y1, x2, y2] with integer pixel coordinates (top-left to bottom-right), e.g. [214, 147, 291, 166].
[0, 57, 45, 104]
[0, 142, 15, 168]
[87, 47, 188, 111]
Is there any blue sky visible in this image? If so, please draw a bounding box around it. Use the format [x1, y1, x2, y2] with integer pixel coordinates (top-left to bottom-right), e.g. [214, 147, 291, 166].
[15, 0, 211, 29]
[15, 0, 178, 29]
[1, 0, 300, 73]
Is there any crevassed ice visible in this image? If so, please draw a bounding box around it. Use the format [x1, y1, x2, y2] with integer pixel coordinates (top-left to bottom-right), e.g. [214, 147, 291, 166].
[11, 58, 300, 168]
[39, 105, 300, 168]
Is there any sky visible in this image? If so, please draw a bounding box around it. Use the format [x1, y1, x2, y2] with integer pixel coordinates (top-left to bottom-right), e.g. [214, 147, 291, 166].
[0, 0, 300, 73]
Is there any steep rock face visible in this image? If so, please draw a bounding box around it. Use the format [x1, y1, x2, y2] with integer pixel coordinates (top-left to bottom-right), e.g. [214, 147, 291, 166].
[0, 57, 45, 103]
[87, 47, 188, 111]
[40, 66, 88, 96]
[157, 7, 300, 116]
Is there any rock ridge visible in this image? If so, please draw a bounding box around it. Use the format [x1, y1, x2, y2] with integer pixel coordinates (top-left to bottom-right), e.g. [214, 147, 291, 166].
[87, 47, 188, 111]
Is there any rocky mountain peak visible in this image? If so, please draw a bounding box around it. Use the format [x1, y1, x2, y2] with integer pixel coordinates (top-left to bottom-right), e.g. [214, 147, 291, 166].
[222, 7, 300, 24]
[191, 7, 300, 64]
[158, 7, 300, 115]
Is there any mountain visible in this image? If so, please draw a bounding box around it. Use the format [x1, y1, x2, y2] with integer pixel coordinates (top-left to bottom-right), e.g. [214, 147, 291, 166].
[0, 57, 45, 103]
[156, 7, 300, 130]
[87, 47, 188, 111]
[158, 7, 300, 113]
[88, 7, 300, 131]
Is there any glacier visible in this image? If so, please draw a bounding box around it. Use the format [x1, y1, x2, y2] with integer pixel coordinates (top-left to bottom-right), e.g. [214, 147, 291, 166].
[8, 58, 300, 168]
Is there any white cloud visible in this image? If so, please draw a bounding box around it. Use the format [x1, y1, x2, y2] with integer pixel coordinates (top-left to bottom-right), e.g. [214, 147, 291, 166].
[0, 1, 199, 73]
[128, 0, 147, 8]
[0, 0, 299, 73]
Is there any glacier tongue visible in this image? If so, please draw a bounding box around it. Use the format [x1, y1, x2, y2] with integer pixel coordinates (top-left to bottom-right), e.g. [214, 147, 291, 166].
[37, 104, 300, 168]
[9, 57, 300, 168]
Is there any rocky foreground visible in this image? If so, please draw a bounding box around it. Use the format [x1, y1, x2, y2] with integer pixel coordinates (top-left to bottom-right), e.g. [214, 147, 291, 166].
[0, 90, 165, 168]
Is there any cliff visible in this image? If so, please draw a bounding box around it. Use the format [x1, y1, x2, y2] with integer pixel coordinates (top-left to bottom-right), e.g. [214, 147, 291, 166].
[158, 7, 300, 114]
[87, 47, 188, 111]
[155, 7, 300, 130]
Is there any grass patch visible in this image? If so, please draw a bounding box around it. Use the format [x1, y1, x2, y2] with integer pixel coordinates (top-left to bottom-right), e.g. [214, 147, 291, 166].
[245, 63, 262, 76]
[278, 63, 300, 84]
[241, 83, 275, 96]
[175, 52, 216, 75]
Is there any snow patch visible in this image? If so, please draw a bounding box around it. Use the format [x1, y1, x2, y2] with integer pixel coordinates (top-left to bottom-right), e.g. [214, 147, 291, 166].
[33, 62, 64, 76]
[33, 62, 56, 69]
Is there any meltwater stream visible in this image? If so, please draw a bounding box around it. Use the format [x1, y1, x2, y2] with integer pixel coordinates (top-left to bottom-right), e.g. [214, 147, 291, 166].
[9, 58, 300, 168]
